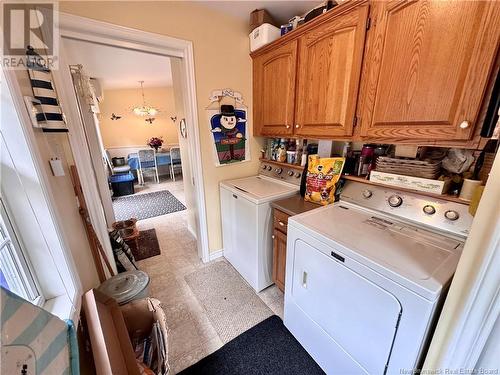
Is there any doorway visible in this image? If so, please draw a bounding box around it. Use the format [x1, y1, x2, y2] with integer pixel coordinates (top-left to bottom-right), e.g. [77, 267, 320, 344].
[52, 13, 210, 265]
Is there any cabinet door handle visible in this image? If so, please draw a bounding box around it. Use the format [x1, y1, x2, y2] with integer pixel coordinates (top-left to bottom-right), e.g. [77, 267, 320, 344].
[232, 194, 238, 199]
[295, 124, 300, 128]
[302, 271, 308, 288]
[278, 221, 285, 226]
[285, 125, 290, 129]
[459, 121, 470, 129]
[271, 235, 275, 239]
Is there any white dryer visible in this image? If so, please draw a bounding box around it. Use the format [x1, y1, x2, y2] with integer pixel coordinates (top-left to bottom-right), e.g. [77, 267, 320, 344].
[284, 181, 473, 374]
[220, 162, 302, 292]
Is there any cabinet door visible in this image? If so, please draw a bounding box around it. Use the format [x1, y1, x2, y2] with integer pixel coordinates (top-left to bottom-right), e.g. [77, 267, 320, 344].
[272, 229, 287, 292]
[359, 1, 500, 141]
[253, 40, 298, 136]
[294, 5, 369, 138]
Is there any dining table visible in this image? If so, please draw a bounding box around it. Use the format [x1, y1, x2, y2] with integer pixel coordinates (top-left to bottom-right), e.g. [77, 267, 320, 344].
[127, 152, 176, 170]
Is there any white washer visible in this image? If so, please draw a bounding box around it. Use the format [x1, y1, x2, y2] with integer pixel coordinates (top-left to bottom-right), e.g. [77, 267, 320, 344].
[220, 162, 302, 292]
[284, 181, 473, 374]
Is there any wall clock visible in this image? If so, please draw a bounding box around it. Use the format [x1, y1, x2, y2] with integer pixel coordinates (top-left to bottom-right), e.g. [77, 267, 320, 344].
[179, 118, 187, 138]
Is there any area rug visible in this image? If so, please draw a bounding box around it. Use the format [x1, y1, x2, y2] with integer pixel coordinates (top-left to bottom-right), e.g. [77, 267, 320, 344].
[127, 228, 161, 261]
[112, 190, 186, 221]
[184, 261, 273, 343]
[178, 315, 325, 375]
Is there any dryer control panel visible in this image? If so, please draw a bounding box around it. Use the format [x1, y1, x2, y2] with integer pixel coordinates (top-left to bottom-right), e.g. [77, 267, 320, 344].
[340, 181, 473, 239]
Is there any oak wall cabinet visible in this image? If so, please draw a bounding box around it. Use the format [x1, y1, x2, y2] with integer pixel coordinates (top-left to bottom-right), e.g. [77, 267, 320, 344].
[251, 0, 500, 145]
[253, 41, 297, 136]
[358, 0, 500, 142]
[252, 2, 369, 139]
[294, 4, 369, 138]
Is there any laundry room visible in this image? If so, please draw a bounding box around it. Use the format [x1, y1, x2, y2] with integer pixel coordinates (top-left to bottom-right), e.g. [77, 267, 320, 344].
[244, 137, 497, 373]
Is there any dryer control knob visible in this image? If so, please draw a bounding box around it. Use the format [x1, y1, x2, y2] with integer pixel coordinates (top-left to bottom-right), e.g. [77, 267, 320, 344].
[295, 172, 301, 178]
[444, 210, 459, 221]
[287, 170, 294, 176]
[267, 165, 272, 171]
[388, 195, 403, 207]
[362, 189, 373, 199]
[262, 164, 267, 170]
[423, 205, 436, 215]
[275, 168, 283, 174]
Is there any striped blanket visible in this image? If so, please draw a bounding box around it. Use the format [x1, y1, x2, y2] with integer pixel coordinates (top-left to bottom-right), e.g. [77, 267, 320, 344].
[0, 287, 79, 374]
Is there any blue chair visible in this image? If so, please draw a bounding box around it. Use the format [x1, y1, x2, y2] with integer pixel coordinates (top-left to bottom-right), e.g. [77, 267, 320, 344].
[138, 149, 159, 185]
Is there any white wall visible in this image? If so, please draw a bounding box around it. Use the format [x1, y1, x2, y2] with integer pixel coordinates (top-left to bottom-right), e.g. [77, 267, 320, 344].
[10, 69, 100, 292]
[98, 86, 179, 149]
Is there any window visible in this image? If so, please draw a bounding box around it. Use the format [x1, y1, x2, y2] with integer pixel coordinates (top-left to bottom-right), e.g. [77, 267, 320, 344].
[0, 199, 43, 305]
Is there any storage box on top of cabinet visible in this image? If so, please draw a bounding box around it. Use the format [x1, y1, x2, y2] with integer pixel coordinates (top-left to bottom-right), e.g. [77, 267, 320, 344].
[250, 23, 281, 52]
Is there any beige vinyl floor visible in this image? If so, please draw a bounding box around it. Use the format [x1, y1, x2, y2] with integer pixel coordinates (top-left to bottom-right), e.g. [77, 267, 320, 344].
[129, 174, 284, 373]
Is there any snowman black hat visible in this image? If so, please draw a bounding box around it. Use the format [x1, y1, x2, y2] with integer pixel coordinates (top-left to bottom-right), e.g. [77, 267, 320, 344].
[220, 104, 236, 117]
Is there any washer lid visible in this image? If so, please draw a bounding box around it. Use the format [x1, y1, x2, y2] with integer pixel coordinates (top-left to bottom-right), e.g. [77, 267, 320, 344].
[221, 176, 298, 203]
[289, 203, 463, 300]
[98, 270, 150, 304]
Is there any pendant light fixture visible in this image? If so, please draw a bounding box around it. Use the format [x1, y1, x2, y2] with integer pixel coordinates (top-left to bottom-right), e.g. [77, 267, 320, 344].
[132, 81, 159, 120]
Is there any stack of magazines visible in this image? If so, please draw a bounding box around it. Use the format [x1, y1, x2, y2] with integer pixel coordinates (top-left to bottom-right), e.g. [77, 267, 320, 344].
[133, 320, 169, 374]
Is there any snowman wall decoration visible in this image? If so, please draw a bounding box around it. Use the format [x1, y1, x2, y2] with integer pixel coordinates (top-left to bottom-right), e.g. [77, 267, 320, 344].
[207, 89, 250, 166]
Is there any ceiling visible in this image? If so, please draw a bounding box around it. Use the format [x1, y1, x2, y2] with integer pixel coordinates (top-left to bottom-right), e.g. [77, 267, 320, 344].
[195, 1, 321, 25]
[62, 38, 172, 90]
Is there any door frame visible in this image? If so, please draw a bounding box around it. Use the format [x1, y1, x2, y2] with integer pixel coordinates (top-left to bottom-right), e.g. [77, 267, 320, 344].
[54, 12, 211, 263]
[68, 67, 116, 227]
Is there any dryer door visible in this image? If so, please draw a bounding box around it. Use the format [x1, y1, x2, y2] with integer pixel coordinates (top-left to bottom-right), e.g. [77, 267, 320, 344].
[291, 239, 402, 374]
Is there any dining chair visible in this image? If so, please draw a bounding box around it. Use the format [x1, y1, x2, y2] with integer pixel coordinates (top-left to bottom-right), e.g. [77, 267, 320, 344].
[169, 147, 182, 181]
[137, 149, 159, 185]
[105, 150, 131, 175]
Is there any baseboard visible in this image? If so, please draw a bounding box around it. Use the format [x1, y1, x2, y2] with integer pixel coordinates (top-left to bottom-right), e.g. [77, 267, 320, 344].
[209, 249, 224, 261]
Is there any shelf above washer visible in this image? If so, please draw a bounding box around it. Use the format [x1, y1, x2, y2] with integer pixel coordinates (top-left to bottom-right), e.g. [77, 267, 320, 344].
[259, 158, 304, 171]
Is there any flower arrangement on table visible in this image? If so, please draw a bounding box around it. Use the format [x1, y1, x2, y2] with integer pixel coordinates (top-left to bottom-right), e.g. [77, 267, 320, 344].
[147, 136, 164, 151]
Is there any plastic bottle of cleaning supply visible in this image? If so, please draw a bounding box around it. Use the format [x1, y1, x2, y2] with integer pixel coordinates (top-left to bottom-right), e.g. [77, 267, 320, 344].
[342, 141, 352, 158]
[300, 140, 308, 166]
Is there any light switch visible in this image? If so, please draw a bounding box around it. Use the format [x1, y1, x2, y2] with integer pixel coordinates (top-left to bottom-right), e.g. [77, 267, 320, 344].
[49, 158, 65, 176]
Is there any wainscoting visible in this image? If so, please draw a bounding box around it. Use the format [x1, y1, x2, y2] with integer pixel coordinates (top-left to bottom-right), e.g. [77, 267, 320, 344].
[106, 144, 179, 158]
